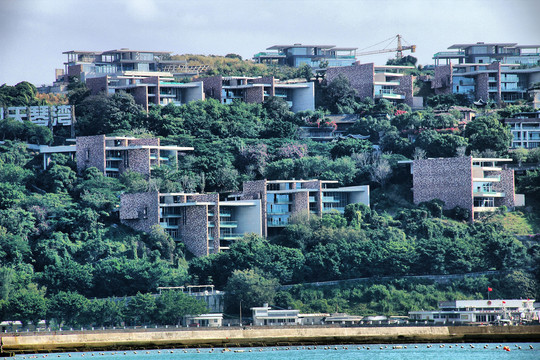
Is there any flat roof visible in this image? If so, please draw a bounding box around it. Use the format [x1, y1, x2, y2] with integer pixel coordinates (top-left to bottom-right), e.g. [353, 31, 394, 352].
[267, 44, 336, 50]
[448, 43, 518, 49]
[328, 47, 358, 51]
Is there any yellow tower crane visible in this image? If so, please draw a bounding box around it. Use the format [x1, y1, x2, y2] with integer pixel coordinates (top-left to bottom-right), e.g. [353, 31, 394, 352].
[356, 34, 416, 59]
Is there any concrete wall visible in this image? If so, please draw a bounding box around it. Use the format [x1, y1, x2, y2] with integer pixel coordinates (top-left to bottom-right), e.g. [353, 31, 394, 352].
[241, 180, 268, 237]
[3, 326, 540, 353]
[185, 82, 204, 103]
[290, 82, 315, 112]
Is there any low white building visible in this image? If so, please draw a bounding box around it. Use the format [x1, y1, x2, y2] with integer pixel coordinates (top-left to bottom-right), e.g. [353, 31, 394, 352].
[251, 304, 300, 326]
[409, 299, 537, 325]
[183, 313, 223, 327]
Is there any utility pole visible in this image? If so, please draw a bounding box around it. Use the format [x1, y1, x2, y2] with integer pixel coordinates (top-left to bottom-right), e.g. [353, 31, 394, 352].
[239, 300, 242, 327]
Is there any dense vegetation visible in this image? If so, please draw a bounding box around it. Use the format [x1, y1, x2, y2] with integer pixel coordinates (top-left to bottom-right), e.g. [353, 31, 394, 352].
[0, 75, 539, 327]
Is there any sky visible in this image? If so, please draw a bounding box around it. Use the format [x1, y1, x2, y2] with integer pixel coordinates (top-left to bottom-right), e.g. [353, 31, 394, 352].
[1, 0, 539, 87]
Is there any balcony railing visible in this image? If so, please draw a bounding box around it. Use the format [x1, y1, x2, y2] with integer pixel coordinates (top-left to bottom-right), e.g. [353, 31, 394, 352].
[268, 220, 289, 227]
[220, 221, 238, 228]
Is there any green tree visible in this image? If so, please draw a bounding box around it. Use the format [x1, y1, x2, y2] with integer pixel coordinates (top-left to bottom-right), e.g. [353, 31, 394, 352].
[48, 291, 89, 326]
[9, 285, 48, 327]
[330, 138, 372, 158]
[224, 269, 278, 315]
[321, 74, 359, 114]
[155, 290, 207, 325]
[464, 114, 512, 154]
[124, 292, 157, 325]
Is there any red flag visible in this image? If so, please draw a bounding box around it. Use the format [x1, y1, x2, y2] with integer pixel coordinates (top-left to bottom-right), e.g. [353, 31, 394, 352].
[488, 287, 492, 292]
[502, 301, 506, 304]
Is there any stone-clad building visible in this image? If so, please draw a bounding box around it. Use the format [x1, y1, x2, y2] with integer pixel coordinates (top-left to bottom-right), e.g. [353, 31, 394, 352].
[120, 179, 370, 256]
[325, 63, 415, 107]
[404, 157, 523, 220]
[76, 135, 193, 178]
[120, 192, 262, 257]
[201, 76, 315, 112]
[230, 179, 370, 237]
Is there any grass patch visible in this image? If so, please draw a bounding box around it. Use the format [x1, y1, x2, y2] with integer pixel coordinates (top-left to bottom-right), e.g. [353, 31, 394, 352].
[491, 210, 540, 235]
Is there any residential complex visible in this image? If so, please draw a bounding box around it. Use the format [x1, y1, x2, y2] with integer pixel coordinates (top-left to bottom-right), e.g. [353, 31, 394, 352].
[404, 157, 523, 220]
[432, 61, 540, 105]
[432, 42, 540, 106]
[231, 179, 369, 237]
[120, 191, 262, 257]
[253, 44, 357, 68]
[326, 63, 417, 107]
[120, 179, 370, 256]
[504, 111, 540, 149]
[409, 299, 537, 325]
[433, 42, 540, 66]
[75, 135, 193, 178]
[201, 76, 315, 112]
[86, 74, 204, 112]
[62, 49, 188, 80]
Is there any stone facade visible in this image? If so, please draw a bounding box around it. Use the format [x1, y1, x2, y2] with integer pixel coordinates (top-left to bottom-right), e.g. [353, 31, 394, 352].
[86, 76, 109, 95]
[183, 205, 210, 257]
[412, 157, 473, 213]
[76, 135, 106, 174]
[412, 157, 517, 220]
[475, 72, 489, 103]
[245, 86, 264, 103]
[432, 64, 453, 94]
[498, 169, 515, 208]
[128, 148, 151, 177]
[119, 192, 159, 233]
[201, 76, 223, 102]
[394, 75, 414, 107]
[326, 63, 374, 100]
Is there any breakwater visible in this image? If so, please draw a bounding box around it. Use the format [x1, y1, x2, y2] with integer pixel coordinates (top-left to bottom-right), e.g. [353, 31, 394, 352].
[2, 326, 540, 354]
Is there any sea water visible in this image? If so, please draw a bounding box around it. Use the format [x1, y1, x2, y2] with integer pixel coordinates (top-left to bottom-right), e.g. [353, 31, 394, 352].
[14, 343, 540, 360]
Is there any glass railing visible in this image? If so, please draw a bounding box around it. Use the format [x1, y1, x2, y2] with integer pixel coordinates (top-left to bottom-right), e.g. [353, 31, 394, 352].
[220, 221, 238, 227]
[268, 220, 289, 226]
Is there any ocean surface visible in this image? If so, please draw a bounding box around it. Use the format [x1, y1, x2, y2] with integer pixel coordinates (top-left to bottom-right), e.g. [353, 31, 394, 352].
[15, 343, 540, 360]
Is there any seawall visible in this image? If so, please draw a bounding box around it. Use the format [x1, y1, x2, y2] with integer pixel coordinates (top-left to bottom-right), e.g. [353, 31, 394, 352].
[2, 326, 540, 354]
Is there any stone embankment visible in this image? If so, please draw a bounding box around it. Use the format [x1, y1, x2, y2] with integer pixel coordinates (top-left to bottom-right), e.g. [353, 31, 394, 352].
[2, 325, 540, 354]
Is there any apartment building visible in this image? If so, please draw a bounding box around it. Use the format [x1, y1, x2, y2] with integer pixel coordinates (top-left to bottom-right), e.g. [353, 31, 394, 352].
[120, 192, 262, 257]
[504, 111, 540, 149]
[432, 61, 540, 105]
[120, 179, 370, 256]
[76, 135, 193, 178]
[405, 157, 523, 220]
[86, 74, 204, 112]
[325, 63, 416, 107]
[253, 44, 357, 68]
[433, 42, 540, 66]
[232, 179, 370, 237]
[201, 76, 314, 112]
[63, 49, 188, 79]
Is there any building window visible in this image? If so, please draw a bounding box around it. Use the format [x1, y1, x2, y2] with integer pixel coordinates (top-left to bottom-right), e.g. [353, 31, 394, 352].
[86, 149, 90, 160]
